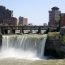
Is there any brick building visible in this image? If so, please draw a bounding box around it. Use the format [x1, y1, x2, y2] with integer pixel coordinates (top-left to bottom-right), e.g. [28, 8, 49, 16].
[60, 13, 65, 27]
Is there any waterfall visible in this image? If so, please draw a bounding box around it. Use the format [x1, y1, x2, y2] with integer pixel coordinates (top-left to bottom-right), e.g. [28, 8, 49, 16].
[0, 34, 47, 60]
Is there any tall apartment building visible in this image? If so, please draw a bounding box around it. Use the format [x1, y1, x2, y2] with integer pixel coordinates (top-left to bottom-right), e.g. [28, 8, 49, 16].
[0, 6, 13, 23]
[48, 7, 61, 27]
[0, 6, 17, 25]
[19, 16, 28, 26]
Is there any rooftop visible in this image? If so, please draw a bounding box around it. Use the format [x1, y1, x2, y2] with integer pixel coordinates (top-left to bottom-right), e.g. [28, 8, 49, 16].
[52, 7, 59, 10]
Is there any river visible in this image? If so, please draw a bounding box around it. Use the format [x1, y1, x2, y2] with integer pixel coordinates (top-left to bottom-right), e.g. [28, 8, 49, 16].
[0, 59, 65, 65]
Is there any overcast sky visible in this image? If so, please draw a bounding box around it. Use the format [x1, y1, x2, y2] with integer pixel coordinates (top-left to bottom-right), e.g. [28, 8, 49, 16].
[0, 0, 65, 25]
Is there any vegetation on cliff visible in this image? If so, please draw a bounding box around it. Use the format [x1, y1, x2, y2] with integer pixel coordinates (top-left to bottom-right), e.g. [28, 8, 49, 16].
[62, 35, 65, 44]
[48, 32, 60, 39]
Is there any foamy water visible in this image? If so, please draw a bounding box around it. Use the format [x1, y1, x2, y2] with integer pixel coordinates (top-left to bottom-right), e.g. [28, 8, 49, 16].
[0, 34, 47, 61]
[0, 48, 40, 60]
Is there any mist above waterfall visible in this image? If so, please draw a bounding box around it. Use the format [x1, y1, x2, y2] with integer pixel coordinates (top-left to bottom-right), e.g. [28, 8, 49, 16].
[0, 34, 47, 60]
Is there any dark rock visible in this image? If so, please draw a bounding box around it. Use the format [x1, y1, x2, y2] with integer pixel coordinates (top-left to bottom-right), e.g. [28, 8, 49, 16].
[0, 35, 2, 49]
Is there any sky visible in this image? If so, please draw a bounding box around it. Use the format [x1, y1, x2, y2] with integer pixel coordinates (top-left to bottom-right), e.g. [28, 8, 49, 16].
[0, 0, 65, 25]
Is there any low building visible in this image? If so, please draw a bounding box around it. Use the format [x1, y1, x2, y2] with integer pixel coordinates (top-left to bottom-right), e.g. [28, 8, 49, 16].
[43, 23, 48, 26]
[28, 23, 33, 26]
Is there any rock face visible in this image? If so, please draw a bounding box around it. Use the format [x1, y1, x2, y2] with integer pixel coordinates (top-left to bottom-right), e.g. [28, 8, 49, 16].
[0, 35, 2, 48]
[44, 32, 65, 59]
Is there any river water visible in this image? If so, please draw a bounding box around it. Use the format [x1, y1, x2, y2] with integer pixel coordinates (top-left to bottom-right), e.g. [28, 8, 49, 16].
[0, 59, 65, 65]
[0, 34, 64, 65]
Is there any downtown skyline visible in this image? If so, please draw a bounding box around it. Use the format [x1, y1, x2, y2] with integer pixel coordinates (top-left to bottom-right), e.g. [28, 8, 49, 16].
[0, 0, 65, 25]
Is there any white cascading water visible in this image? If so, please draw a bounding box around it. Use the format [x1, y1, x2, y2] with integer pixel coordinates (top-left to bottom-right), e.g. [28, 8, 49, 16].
[0, 34, 47, 60]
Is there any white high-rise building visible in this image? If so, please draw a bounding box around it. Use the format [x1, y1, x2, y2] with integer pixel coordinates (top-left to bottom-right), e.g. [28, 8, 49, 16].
[19, 16, 28, 26]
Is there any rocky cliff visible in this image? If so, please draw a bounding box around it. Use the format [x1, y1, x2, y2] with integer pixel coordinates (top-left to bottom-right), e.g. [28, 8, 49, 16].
[44, 32, 65, 59]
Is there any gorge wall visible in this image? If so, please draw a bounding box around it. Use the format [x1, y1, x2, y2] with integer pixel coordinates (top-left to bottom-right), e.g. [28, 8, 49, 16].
[44, 32, 65, 59]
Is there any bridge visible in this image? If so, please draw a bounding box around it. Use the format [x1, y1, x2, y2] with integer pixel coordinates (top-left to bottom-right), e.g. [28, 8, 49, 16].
[0, 25, 57, 34]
